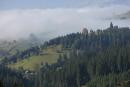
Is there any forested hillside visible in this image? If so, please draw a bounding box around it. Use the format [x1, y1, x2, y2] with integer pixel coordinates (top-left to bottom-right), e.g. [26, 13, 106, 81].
[34, 23, 130, 87]
[1, 23, 130, 87]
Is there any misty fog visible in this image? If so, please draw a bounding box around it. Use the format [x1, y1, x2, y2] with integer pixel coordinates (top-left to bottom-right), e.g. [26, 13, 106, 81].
[0, 5, 130, 40]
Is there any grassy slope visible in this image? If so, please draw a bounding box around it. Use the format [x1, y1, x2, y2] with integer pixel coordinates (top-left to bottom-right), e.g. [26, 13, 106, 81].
[9, 45, 70, 71]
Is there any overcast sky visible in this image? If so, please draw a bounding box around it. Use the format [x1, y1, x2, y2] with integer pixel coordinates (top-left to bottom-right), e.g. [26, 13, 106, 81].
[0, 0, 130, 9]
[0, 0, 130, 40]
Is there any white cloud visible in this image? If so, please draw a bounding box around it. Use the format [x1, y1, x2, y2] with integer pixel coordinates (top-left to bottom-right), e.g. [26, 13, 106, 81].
[0, 5, 130, 40]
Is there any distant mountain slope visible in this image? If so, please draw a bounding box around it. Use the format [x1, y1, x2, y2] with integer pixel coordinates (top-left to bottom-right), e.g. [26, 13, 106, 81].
[0, 35, 43, 60]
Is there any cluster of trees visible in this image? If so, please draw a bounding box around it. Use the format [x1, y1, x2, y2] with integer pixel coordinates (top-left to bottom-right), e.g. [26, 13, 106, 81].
[86, 70, 130, 87]
[45, 25, 130, 51]
[35, 24, 130, 87]
[0, 65, 34, 87]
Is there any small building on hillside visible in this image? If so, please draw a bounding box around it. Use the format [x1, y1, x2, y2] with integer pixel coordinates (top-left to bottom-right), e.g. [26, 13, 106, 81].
[39, 51, 48, 55]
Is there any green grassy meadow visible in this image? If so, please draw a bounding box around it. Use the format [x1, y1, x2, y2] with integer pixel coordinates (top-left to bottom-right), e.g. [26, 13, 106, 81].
[9, 45, 70, 71]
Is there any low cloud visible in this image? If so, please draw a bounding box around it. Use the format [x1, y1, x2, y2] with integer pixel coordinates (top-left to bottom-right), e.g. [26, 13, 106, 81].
[0, 5, 130, 40]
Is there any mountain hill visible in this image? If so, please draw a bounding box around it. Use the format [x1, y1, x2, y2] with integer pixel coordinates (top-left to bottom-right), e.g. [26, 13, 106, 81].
[5, 23, 130, 87]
